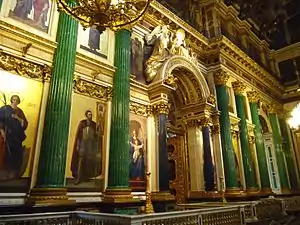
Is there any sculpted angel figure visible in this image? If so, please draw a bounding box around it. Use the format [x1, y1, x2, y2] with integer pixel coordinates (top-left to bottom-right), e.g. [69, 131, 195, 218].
[144, 25, 171, 83]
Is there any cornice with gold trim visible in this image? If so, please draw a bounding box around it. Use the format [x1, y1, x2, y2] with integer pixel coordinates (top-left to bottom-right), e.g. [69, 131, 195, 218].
[0, 49, 52, 82]
[209, 36, 284, 97]
[73, 76, 112, 101]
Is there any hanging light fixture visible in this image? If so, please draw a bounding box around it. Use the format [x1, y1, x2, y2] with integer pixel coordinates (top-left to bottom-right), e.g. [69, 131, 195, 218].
[57, 0, 151, 33]
[287, 103, 300, 130]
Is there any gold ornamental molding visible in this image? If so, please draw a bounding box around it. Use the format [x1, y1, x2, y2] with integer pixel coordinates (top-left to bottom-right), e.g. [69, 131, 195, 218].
[213, 69, 230, 86]
[232, 81, 246, 95]
[73, 76, 112, 101]
[130, 102, 152, 117]
[0, 20, 56, 47]
[0, 49, 52, 82]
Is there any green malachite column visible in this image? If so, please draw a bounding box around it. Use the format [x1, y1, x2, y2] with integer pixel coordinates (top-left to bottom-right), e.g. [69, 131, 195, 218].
[269, 106, 290, 191]
[29, 0, 78, 200]
[232, 82, 257, 190]
[214, 70, 239, 190]
[105, 29, 132, 199]
[247, 91, 271, 192]
[0, 0, 3, 9]
[279, 117, 298, 189]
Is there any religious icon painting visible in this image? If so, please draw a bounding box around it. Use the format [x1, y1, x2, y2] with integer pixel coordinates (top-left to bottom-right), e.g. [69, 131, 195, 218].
[66, 92, 107, 191]
[0, 70, 43, 192]
[129, 113, 147, 191]
[4, 0, 54, 33]
[78, 25, 109, 59]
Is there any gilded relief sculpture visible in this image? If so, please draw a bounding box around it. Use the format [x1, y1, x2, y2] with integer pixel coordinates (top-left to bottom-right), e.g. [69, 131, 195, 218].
[144, 26, 199, 83]
[145, 25, 171, 83]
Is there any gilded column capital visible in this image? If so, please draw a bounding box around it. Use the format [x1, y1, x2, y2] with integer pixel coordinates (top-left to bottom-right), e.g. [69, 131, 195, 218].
[232, 81, 246, 95]
[201, 117, 212, 127]
[186, 119, 201, 128]
[247, 91, 259, 103]
[153, 102, 170, 115]
[213, 70, 229, 86]
[107, 87, 113, 101]
[268, 103, 280, 115]
[212, 123, 221, 134]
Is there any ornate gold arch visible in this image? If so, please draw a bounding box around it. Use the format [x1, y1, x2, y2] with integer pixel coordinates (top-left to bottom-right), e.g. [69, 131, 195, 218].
[156, 55, 210, 102]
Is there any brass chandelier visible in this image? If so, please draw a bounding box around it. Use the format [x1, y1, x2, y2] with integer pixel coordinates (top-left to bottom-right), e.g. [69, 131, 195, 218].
[57, 0, 151, 33]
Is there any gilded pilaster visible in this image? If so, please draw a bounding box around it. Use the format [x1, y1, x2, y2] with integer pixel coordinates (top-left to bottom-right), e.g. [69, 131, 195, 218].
[247, 91, 271, 192]
[154, 102, 170, 192]
[268, 104, 290, 191]
[232, 82, 258, 190]
[28, 0, 78, 204]
[214, 70, 239, 190]
[186, 119, 204, 191]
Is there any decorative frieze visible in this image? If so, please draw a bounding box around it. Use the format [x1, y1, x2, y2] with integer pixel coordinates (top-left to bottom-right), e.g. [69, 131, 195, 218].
[213, 70, 230, 86]
[0, 49, 52, 81]
[73, 76, 113, 101]
[130, 102, 152, 117]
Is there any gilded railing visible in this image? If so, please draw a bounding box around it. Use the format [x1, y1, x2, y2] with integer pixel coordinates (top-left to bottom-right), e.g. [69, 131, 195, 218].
[0, 206, 244, 225]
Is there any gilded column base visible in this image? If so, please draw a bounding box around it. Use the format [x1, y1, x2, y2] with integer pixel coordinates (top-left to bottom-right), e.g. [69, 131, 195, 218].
[188, 191, 221, 199]
[225, 188, 245, 198]
[280, 188, 291, 195]
[26, 187, 71, 205]
[245, 187, 260, 196]
[103, 188, 139, 203]
[151, 191, 175, 202]
[260, 187, 274, 196]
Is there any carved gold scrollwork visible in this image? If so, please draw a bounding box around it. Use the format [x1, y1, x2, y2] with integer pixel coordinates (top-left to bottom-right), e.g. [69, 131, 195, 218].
[249, 135, 255, 144]
[0, 49, 52, 81]
[213, 69, 229, 86]
[130, 102, 152, 117]
[232, 81, 246, 95]
[247, 91, 259, 103]
[73, 77, 112, 101]
[164, 74, 178, 88]
[207, 94, 216, 106]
